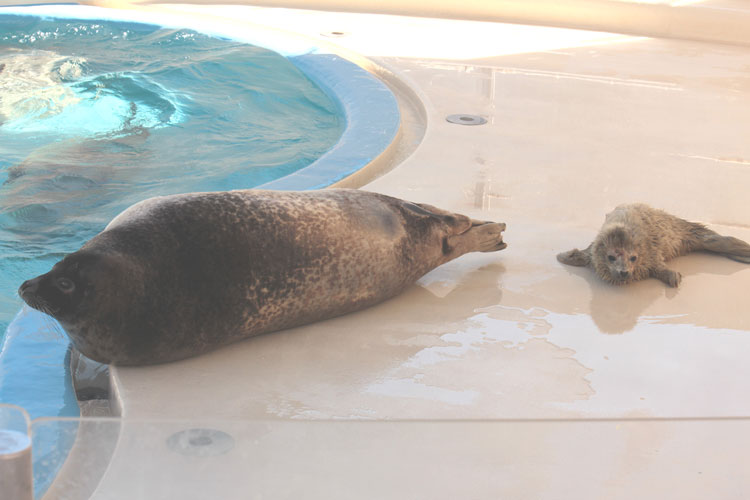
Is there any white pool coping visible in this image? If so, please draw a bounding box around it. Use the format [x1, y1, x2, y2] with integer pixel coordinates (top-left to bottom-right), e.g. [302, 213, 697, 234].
[0, 0, 405, 423]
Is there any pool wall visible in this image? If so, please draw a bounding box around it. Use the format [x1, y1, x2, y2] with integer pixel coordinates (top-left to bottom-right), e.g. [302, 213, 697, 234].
[0, 1, 408, 411]
[261, 53, 401, 190]
[0, 3, 405, 190]
[0, 5, 408, 497]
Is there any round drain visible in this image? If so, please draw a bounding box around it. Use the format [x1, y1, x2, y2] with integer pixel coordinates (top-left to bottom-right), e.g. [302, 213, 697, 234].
[166, 428, 234, 457]
[446, 114, 487, 126]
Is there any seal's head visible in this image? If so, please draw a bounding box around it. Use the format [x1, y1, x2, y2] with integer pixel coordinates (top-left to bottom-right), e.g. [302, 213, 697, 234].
[592, 225, 642, 284]
[18, 252, 106, 323]
[18, 248, 152, 363]
[18, 248, 142, 334]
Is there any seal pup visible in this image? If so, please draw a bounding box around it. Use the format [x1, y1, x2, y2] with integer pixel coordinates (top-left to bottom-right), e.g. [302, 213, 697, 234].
[557, 203, 750, 287]
[18, 189, 507, 365]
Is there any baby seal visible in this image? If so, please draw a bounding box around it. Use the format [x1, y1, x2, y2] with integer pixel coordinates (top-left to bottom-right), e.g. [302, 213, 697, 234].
[18, 189, 507, 365]
[557, 203, 750, 287]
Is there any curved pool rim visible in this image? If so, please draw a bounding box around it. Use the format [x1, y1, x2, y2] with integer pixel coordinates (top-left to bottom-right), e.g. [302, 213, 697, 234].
[0, 3, 404, 191]
[0, 2, 405, 406]
[0, 4, 410, 495]
[0, 1, 405, 411]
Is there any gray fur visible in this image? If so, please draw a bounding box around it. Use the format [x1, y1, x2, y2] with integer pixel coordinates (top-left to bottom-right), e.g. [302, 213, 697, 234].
[18, 189, 506, 365]
[557, 203, 750, 287]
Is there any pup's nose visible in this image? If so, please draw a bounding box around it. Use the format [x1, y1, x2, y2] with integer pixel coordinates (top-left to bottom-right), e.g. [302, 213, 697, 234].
[619, 270, 629, 279]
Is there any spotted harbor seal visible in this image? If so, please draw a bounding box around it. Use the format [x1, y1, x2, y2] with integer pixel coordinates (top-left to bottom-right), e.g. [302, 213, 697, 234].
[557, 203, 750, 287]
[18, 189, 507, 365]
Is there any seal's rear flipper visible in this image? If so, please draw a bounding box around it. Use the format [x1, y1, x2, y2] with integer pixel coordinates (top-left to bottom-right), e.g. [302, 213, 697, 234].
[445, 221, 506, 256]
[700, 233, 750, 263]
[402, 201, 505, 255]
[472, 222, 507, 252]
[404, 202, 472, 233]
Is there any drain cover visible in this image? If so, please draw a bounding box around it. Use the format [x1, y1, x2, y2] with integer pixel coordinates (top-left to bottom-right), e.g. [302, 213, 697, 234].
[321, 31, 348, 37]
[166, 428, 234, 457]
[446, 114, 487, 126]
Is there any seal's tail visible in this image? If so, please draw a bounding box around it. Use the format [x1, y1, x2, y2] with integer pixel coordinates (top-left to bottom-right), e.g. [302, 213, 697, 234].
[471, 221, 508, 252]
[405, 201, 507, 255]
[697, 229, 750, 263]
[446, 221, 507, 256]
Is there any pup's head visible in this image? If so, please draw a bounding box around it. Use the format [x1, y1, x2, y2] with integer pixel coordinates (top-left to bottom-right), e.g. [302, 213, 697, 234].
[592, 226, 641, 284]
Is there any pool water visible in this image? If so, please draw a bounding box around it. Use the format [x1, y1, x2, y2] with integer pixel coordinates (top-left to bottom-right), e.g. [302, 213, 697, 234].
[0, 13, 345, 419]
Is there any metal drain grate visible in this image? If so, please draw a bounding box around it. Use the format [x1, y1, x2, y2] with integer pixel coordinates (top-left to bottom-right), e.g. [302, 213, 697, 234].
[446, 114, 487, 126]
[166, 428, 234, 457]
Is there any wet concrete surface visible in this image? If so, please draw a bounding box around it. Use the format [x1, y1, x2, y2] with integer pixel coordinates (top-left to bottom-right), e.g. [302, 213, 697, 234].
[109, 6, 750, 425]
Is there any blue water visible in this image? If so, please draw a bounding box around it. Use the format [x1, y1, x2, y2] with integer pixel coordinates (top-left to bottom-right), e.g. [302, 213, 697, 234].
[0, 13, 344, 421]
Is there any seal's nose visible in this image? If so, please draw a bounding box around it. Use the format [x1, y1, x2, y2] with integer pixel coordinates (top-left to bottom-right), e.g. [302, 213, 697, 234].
[18, 279, 38, 297]
[619, 270, 629, 279]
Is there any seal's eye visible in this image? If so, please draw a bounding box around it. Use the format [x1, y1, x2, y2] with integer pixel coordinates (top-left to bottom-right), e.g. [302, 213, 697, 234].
[629, 255, 637, 262]
[607, 255, 616, 262]
[56, 277, 75, 293]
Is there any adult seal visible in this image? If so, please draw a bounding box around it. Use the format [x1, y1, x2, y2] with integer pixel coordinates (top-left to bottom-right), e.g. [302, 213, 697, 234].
[19, 189, 507, 365]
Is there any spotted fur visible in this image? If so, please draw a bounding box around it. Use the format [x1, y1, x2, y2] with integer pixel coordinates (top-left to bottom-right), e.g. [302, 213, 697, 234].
[18, 189, 506, 365]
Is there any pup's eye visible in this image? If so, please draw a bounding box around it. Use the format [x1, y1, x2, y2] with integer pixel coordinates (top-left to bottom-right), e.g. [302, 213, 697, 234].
[629, 256, 637, 262]
[607, 255, 616, 262]
[56, 278, 75, 293]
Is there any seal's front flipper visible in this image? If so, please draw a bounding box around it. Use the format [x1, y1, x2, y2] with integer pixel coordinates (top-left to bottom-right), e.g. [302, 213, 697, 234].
[699, 233, 750, 264]
[557, 247, 592, 267]
[651, 266, 682, 287]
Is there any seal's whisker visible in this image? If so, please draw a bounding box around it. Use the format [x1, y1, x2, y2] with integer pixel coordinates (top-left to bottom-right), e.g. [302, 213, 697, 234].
[41, 314, 67, 340]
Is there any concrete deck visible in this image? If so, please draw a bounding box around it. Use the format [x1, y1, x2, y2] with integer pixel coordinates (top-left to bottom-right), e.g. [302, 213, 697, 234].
[110, 2, 750, 421]
[46, 2, 750, 498]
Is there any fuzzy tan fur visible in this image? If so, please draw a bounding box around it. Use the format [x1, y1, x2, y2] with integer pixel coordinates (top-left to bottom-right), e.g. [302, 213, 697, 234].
[557, 203, 750, 287]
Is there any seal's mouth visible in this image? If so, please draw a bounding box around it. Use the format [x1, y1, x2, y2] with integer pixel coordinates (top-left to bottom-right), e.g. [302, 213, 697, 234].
[606, 275, 631, 286]
[18, 280, 34, 304]
[18, 279, 60, 315]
